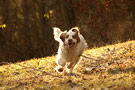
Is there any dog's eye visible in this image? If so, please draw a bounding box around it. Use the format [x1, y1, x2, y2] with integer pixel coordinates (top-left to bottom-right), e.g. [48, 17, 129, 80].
[72, 35, 75, 38]
[66, 35, 69, 38]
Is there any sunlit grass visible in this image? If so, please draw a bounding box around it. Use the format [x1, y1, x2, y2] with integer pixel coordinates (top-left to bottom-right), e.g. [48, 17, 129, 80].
[0, 40, 135, 89]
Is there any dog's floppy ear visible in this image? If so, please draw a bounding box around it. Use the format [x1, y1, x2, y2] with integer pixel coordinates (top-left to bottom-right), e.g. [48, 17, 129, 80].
[59, 31, 67, 43]
[53, 27, 62, 41]
[71, 27, 80, 35]
[71, 27, 80, 43]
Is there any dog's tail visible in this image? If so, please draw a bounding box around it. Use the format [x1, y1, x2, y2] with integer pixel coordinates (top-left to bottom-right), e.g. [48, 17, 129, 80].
[53, 27, 62, 41]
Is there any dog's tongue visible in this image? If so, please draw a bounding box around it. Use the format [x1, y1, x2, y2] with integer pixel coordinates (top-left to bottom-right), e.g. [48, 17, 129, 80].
[68, 43, 74, 48]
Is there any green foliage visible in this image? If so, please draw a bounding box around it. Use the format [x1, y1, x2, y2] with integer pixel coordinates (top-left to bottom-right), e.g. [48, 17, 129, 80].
[0, 41, 135, 89]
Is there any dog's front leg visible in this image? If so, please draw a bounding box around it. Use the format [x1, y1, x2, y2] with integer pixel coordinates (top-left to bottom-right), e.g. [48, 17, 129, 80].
[66, 61, 78, 74]
[66, 57, 80, 74]
[66, 62, 74, 74]
[55, 58, 66, 73]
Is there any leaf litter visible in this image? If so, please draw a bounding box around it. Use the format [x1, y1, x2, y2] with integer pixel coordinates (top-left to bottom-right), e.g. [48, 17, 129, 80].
[0, 41, 135, 89]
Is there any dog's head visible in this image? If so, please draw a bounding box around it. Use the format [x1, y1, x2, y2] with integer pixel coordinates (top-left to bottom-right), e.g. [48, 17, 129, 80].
[59, 27, 80, 48]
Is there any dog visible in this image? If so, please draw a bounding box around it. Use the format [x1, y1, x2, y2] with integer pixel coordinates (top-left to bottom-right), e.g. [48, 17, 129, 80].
[53, 27, 87, 74]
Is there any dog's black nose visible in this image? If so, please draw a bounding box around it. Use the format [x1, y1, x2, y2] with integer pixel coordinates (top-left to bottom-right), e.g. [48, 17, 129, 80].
[68, 39, 72, 43]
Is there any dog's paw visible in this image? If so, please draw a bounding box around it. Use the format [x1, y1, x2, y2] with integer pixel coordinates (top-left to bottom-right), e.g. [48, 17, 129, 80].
[66, 68, 73, 74]
[58, 68, 63, 72]
[55, 66, 64, 73]
[64, 70, 74, 76]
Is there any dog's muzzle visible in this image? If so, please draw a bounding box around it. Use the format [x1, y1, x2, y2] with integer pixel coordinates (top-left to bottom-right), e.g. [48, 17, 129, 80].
[68, 39, 75, 48]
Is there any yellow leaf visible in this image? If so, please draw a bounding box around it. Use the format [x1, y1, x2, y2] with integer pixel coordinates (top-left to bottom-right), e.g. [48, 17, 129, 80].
[44, 14, 49, 19]
[0, 24, 6, 28]
[49, 10, 53, 14]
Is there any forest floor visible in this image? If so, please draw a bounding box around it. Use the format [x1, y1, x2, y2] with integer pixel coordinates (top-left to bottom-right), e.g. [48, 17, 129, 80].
[0, 41, 135, 90]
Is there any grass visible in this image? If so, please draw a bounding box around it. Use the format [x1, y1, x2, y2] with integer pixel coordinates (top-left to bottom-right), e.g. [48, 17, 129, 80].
[0, 40, 135, 90]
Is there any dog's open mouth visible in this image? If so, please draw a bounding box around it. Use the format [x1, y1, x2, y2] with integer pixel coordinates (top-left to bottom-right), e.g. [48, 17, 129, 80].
[68, 42, 75, 48]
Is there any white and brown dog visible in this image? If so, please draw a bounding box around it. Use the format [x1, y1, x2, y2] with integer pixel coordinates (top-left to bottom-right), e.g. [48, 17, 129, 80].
[53, 27, 87, 74]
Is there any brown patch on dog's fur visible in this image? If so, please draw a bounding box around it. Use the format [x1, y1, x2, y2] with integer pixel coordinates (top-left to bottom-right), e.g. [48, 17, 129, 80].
[71, 27, 80, 34]
[72, 29, 80, 43]
[60, 32, 67, 42]
[72, 29, 80, 34]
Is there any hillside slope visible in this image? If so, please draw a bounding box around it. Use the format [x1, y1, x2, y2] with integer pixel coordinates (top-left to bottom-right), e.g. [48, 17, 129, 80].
[0, 41, 135, 90]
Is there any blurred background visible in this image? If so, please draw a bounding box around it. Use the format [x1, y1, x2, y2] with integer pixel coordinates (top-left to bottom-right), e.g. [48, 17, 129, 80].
[0, 0, 135, 62]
